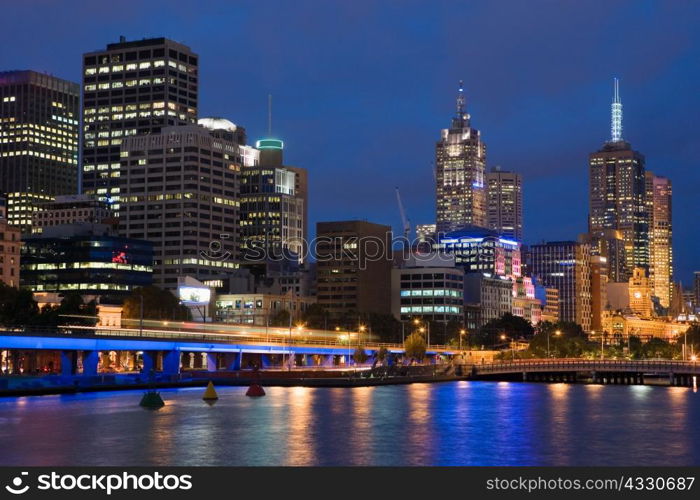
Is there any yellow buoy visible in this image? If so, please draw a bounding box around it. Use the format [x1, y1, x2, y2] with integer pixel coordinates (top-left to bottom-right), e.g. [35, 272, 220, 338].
[202, 380, 219, 401]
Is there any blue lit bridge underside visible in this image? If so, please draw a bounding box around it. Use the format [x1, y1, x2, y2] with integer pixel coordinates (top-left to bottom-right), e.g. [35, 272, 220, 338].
[0, 328, 463, 377]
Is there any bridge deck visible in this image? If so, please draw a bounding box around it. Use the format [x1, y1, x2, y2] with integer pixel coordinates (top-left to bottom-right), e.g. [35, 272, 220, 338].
[473, 359, 700, 375]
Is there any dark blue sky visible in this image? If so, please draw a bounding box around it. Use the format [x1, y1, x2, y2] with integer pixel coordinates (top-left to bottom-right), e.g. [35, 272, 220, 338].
[2, 1, 699, 283]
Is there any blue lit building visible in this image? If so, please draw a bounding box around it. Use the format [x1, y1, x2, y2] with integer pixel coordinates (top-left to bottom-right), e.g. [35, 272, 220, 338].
[20, 223, 153, 298]
[434, 225, 521, 277]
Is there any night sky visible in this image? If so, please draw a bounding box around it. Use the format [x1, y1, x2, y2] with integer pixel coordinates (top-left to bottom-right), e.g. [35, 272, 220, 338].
[2, 1, 698, 283]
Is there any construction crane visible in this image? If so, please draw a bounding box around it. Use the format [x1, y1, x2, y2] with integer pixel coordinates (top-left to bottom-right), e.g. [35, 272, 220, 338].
[395, 187, 411, 242]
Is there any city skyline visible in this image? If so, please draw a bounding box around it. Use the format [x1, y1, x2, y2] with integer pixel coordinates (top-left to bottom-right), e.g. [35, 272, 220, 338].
[1, 1, 698, 284]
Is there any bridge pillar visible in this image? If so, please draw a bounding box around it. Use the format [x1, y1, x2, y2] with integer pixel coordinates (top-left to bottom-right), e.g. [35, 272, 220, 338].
[206, 352, 218, 372]
[60, 350, 77, 377]
[522, 372, 528, 382]
[162, 350, 181, 375]
[225, 351, 242, 371]
[82, 350, 99, 376]
[261, 354, 272, 368]
[322, 355, 334, 367]
[140, 351, 156, 374]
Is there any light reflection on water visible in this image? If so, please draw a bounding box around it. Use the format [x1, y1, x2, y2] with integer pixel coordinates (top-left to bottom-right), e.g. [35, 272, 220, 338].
[0, 381, 698, 466]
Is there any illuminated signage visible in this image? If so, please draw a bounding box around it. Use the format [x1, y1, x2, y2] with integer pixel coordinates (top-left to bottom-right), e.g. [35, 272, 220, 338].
[178, 286, 211, 306]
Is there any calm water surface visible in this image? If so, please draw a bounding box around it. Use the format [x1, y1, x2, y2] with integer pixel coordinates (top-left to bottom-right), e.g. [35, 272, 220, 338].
[0, 381, 698, 466]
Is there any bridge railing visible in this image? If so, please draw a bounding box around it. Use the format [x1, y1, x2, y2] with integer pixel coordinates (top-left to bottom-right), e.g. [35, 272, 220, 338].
[0, 325, 464, 353]
[474, 358, 700, 374]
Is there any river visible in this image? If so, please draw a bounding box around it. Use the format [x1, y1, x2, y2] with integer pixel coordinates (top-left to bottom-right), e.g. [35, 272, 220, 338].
[0, 381, 698, 466]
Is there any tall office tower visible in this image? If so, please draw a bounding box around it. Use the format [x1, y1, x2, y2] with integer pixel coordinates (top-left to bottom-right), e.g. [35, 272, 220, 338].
[435, 81, 487, 234]
[645, 172, 672, 309]
[589, 78, 648, 273]
[530, 241, 592, 332]
[239, 138, 307, 262]
[82, 37, 198, 210]
[0, 71, 79, 229]
[315, 220, 392, 318]
[486, 166, 523, 241]
[579, 229, 628, 283]
[119, 123, 257, 289]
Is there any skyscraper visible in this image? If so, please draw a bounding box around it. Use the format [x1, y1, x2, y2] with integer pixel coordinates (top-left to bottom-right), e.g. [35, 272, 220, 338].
[82, 37, 198, 210]
[239, 138, 307, 262]
[119, 122, 255, 289]
[486, 166, 523, 241]
[435, 81, 487, 233]
[645, 172, 672, 309]
[0, 70, 79, 228]
[530, 241, 592, 332]
[588, 79, 648, 274]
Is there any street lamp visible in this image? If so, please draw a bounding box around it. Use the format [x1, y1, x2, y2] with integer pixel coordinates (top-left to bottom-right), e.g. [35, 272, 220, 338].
[501, 334, 514, 361]
[547, 329, 561, 359]
[459, 329, 466, 351]
[358, 324, 366, 346]
[414, 318, 430, 347]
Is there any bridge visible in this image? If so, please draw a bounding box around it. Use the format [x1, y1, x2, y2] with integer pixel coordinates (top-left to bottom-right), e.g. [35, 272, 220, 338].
[0, 324, 468, 377]
[469, 359, 700, 386]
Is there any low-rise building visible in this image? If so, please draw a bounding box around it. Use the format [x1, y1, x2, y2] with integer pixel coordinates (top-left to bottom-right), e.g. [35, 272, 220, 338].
[602, 310, 690, 342]
[31, 195, 112, 234]
[215, 293, 316, 325]
[0, 217, 20, 287]
[20, 223, 153, 299]
[391, 253, 464, 324]
[463, 272, 513, 328]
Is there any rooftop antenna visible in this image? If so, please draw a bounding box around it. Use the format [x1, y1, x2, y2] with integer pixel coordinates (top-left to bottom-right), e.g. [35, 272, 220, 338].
[456, 80, 465, 115]
[267, 94, 272, 136]
[611, 77, 623, 142]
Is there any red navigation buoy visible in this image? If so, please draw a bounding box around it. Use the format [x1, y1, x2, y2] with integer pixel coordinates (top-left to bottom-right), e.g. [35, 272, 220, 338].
[246, 363, 266, 397]
[246, 383, 266, 397]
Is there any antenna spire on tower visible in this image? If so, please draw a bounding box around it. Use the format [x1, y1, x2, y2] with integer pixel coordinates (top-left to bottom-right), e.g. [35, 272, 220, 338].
[267, 94, 273, 136]
[456, 80, 465, 115]
[611, 77, 623, 142]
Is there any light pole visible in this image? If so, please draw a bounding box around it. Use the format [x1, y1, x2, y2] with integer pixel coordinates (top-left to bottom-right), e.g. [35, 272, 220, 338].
[501, 333, 514, 361]
[684, 330, 688, 361]
[139, 293, 144, 337]
[459, 329, 466, 351]
[547, 329, 561, 358]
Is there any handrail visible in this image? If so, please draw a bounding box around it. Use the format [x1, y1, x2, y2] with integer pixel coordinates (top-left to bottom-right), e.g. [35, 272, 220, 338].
[0, 325, 466, 352]
[472, 358, 700, 373]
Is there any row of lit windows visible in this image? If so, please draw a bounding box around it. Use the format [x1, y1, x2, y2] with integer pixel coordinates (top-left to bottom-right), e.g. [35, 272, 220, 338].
[84, 59, 188, 75]
[161, 258, 238, 268]
[400, 289, 462, 297]
[24, 262, 151, 271]
[400, 306, 461, 314]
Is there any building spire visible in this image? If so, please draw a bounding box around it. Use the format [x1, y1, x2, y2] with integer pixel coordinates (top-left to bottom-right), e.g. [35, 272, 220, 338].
[456, 80, 465, 115]
[267, 93, 273, 136]
[611, 77, 623, 142]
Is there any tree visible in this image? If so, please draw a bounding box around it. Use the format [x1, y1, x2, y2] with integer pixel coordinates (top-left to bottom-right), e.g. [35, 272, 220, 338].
[122, 286, 190, 321]
[353, 346, 368, 364]
[642, 338, 676, 359]
[376, 346, 389, 363]
[301, 303, 328, 329]
[269, 309, 290, 327]
[476, 313, 536, 348]
[404, 332, 427, 362]
[0, 283, 39, 327]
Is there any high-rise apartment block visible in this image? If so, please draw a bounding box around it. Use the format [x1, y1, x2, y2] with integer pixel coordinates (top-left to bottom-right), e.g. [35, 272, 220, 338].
[315, 220, 392, 318]
[119, 123, 257, 289]
[530, 241, 592, 332]
[82, 37, 198, 210]
[0, 70, 79, 229]
[486, 166, 523, 241]
[435, 82, 487, 233]
[645, 172, 672, 309]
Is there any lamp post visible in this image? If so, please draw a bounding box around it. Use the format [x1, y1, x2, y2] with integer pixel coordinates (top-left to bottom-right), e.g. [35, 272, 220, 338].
[459, 329, 466, 351]
[547, 329, 561, 358]
[413, 318, 430, 347]
[501, 333, 514, 361]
